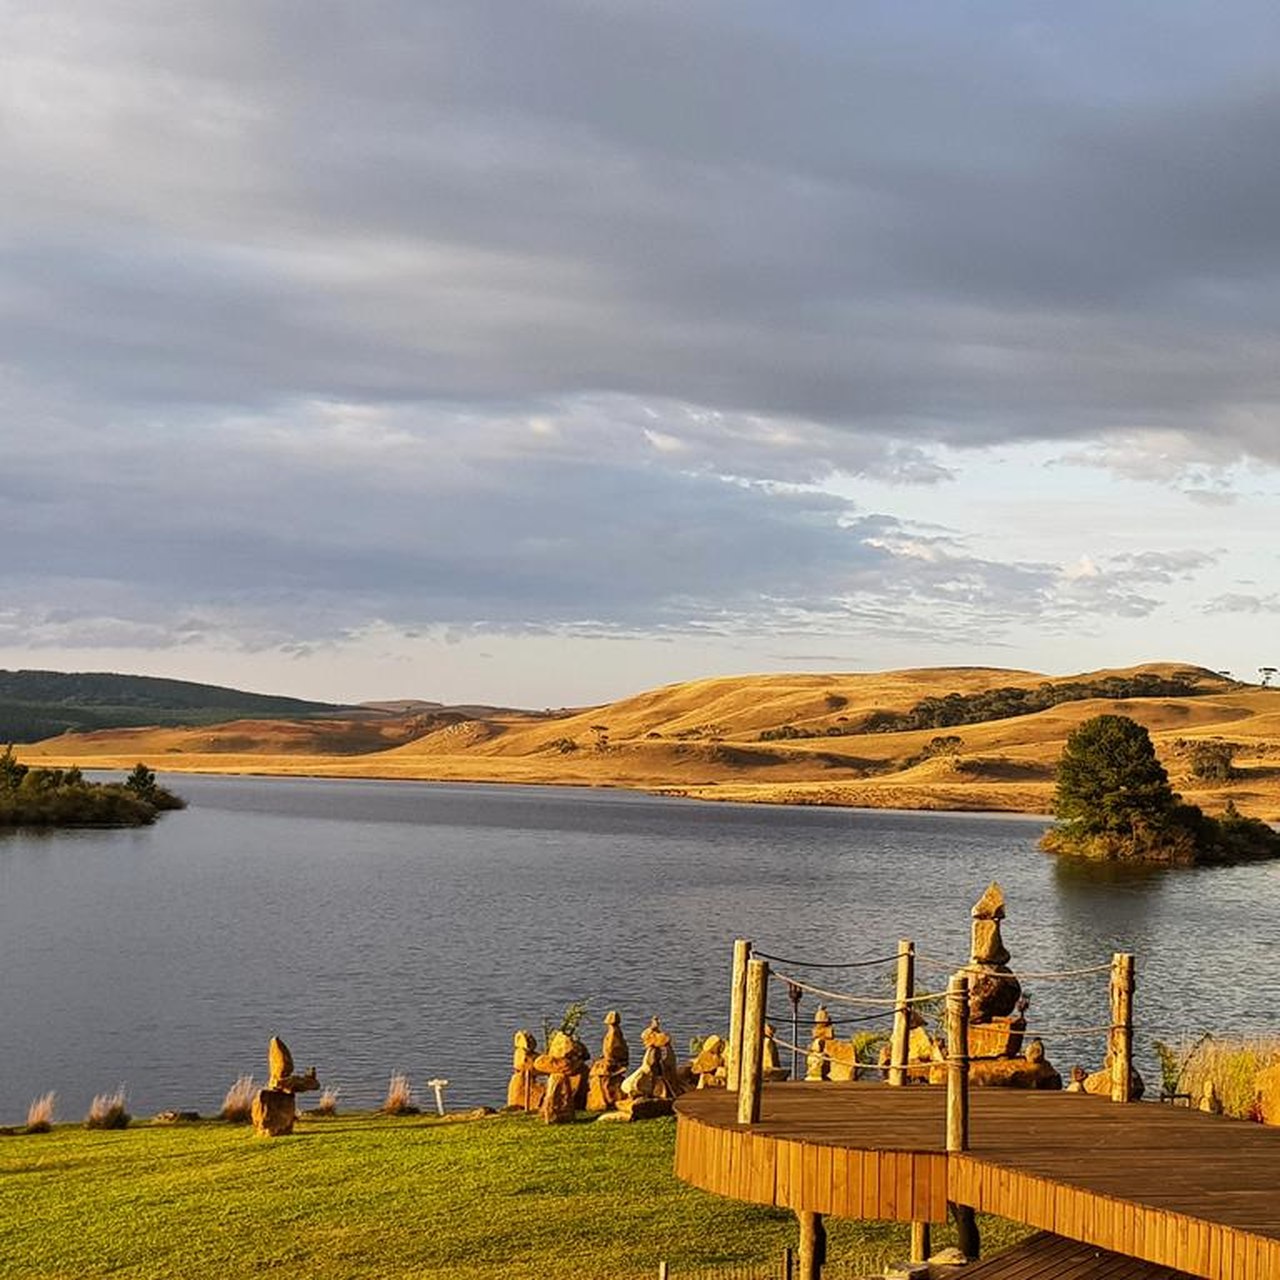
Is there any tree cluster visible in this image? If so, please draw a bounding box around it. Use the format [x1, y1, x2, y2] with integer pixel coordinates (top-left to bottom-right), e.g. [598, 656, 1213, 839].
[0, 749, 185, 827]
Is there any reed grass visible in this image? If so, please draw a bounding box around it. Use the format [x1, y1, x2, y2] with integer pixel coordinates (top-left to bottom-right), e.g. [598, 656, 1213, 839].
[85, 1087, 130, 1130]
[380, 1072, 417, 1116]
[1167, 1035, 1280, 1119]
[24, 1092, 55, 1134]
[218, 1075, 256, 1124]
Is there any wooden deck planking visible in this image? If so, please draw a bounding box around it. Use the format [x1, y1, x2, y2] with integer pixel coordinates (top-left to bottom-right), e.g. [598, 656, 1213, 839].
[960, 1231, 1200, 1279]
[674, 1083, 1280, 1280]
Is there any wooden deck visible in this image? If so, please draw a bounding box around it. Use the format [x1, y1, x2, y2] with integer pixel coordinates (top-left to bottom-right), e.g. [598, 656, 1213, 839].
[963, 1232, 1198, 1279]
[673, 1083, 1280, 1280]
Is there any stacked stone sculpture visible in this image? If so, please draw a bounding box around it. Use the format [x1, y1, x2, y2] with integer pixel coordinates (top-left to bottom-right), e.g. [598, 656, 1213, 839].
[251, 1036, 320, 1136]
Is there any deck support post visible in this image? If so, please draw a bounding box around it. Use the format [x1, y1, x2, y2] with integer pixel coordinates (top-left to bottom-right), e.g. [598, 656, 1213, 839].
[780, 1244, 794, 1280]
[945, 970, 979, 1259]
[737, 958, 769, 1125]
[1110, 951, 1135, 1104]
[910, 1220, 931, 1263]
[727, 938, 752, 1093]
[888, 938, 915, 1088]
[796, 1210, 826, 1280]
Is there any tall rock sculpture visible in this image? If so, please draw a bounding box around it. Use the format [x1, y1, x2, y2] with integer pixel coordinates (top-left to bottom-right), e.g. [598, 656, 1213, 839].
[251, 1036, 320, 1136]
[506, 1030, 545, 1111]
[586, 1011, 630, 1111]
[964, 886, 1061, 1090]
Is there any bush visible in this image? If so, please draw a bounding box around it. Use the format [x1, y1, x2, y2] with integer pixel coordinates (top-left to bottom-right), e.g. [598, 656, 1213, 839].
[86, 1087, 130, 1130]
[1171, 1035, 1280, 1119]
[1189, 740, 1238, 782]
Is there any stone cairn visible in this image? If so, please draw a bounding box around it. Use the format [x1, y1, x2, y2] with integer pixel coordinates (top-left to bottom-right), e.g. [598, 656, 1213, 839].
[251, 1036, 320, 1136]
[586, 1010, 630, 1111]
[616, 1017, 685, 1120]
[530, 1029, 590, 1125]
[959, 883, 1061, 1089]
[506, 1029, 545, 1112]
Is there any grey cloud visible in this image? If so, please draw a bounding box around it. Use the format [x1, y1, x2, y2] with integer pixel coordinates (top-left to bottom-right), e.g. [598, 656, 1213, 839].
[6, 1, 1280, 465]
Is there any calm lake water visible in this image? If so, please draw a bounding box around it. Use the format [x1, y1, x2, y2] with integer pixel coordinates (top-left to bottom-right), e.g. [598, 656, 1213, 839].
[0, 774, 1277, 1121]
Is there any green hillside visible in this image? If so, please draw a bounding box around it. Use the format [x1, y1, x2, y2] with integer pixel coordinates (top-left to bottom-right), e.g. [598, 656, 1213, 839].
[0, 670, 352, 742]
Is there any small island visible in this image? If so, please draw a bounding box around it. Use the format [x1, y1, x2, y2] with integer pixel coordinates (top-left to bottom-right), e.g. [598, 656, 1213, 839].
[1040, 713, 1280, 865]
[0, 750, 185, 828]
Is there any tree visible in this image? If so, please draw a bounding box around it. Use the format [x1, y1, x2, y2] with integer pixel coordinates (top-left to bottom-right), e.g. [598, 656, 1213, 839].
[1052, 714, 1177, 839]
[124, 763, 158, 803]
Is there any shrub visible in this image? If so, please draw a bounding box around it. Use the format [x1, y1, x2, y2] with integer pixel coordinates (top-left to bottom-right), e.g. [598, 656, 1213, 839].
[1174, 1035, 1280, 1120]
[380, 1073, 417, 1116]
[86, 1087, 130, 1129]
[1189, 740, 1238, 782]
[219, 1075, 256, 1124]
[26, 1092, 55, 1134]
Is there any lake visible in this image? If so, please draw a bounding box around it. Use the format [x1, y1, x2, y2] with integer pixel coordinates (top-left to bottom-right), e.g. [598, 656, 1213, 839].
[0, 774, 1276, 1122]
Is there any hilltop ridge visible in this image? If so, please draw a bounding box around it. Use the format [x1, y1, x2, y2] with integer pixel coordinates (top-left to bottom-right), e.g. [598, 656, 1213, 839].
[18, 661, 1280, 819]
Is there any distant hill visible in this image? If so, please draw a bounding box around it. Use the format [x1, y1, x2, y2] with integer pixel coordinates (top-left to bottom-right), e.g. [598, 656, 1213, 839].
[0, 669, 354, 742]
[20, 660, 1280, 821]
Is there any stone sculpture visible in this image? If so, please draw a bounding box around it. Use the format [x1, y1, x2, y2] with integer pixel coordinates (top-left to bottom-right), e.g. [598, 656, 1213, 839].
[251, 1036, 320, 1136]
[805, 1005, 836, 1081]
[532, 1030, 580, 1124]
[616, 1016, 685, 1119]
[688, 1034, 728, 1089]
[506, 1030, 545, 1111]
[962, 886, 1061, 1091]
[586, 1011, 630, 1111]
[762, 1023, 790, 1082]
[1082, 1051, 1145, 1100]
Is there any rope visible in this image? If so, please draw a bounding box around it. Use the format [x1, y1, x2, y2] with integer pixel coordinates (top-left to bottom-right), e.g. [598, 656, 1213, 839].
[770, 1008, 892, 1027]
[753, 949, 899, 970]
[1018, 1024, 1114, 1039]
[770, 970, 945, 1008]
[914, 956, 1113, 981]
[767, 1033, 893, 1073]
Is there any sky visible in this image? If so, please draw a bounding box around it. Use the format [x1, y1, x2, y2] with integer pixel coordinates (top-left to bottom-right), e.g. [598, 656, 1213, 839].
[3, 1, 1279, 708]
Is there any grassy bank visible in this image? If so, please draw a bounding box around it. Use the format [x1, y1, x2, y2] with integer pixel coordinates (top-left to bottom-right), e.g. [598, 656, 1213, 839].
[0, 1111, 1026, 1279]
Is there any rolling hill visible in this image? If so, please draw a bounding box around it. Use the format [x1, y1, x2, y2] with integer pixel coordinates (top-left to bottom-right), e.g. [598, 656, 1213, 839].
[17, 662, 1280, 819]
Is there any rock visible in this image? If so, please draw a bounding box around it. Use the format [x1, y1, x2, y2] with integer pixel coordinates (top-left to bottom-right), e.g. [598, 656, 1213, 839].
[152, 1110, 200, 1125]
[533, 1030, 580, 1124]
[506, 1030, 545, 1111]
[968, 1014, 1025, 1060]
[1199, 1081, 1223, 1114]
[805, 1006, 836, 1081]
[615, 1096, 674, 1121]
[762, 1023, 790, 1082]
[1082, 1056, 1146, 1100]
[688, 1034, 728, 1089]
[254, 1036, 320, 1135]
[586, 1012, 630, 1111]
[251, 1088, 297, 1137]
[1064, 1065, 1088, 1093]
[1255, 1063, 1280, 1125]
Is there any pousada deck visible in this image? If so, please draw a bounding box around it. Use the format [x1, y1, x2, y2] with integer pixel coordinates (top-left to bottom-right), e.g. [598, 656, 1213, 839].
[674, 1082, 1280, 1280]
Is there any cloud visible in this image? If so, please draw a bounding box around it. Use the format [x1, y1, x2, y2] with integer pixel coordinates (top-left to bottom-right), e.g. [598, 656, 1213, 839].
[0, 1, 1275, 687]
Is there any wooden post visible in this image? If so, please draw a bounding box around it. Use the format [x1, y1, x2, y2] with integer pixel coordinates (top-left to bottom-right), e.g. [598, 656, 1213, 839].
[946, 970, 979, 1260]
[889, 938, 915, 1087]
[1110, 951, 1135, 1104]
[727, 938, 752, 1092]
[945, 971, 970, 1154]
[796, 1210, 826, 1280]
[737, 957, 769, 1125]
[657, 1263, 669, 1280]
[910, 1220, 932, 1263]
[780, 1244, 794, 1280]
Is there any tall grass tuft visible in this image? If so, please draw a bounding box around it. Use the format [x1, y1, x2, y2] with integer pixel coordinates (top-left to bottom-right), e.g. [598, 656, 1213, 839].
[1172, 1035, 1280, 1119]
[313, 1086, 340, 1117]
[25, 1092, 55, 1134]
[380, 1072, 417, 1116]
[219, 1075, 257, 1124]
[85, 1086, 130, 1130]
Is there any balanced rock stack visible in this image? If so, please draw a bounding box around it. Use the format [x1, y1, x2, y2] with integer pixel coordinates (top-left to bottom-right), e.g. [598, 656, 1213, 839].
[586, 1010, 631, 1111]
[964, 884, 1061, 1090]
[251, 1036, 320, 1136]
[615, 1016, 685, 1120]
[506, 1030, 545, 1111]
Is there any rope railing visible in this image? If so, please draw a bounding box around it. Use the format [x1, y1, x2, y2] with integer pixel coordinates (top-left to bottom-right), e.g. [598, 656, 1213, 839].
[767, 1032, 893, 1073]
[751, 949, 899, 970]
[914, 955, 1113, 981]
[770, 970, 945, 1008]
[769, 1007, 892, 1027]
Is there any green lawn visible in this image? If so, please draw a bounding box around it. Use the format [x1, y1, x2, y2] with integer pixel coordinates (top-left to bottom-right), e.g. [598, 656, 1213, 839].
[0, 1112, 1026, 1278]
